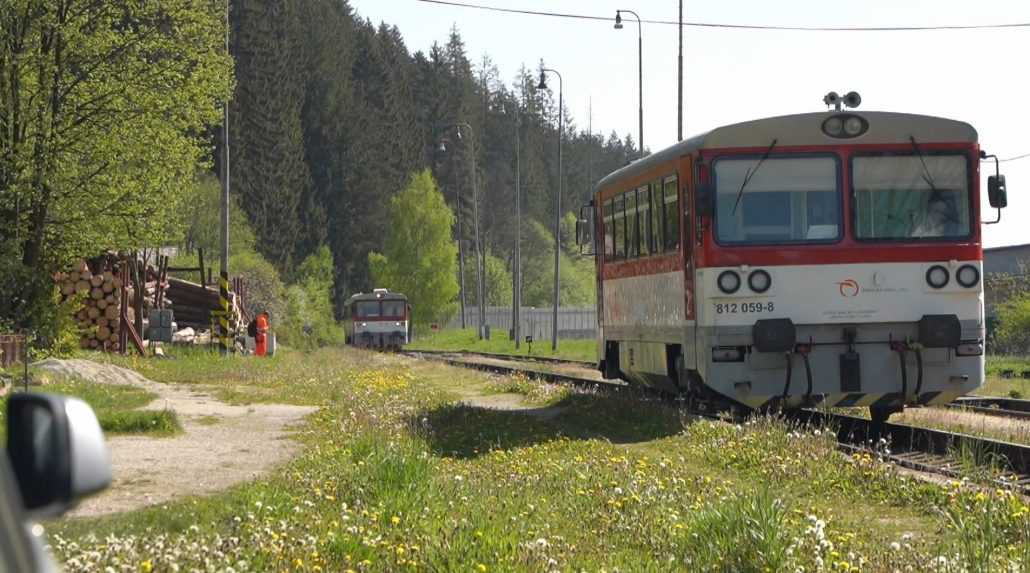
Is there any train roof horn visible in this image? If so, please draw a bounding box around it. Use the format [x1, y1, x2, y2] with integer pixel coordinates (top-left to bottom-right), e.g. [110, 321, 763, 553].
[823, 91, 861, 111]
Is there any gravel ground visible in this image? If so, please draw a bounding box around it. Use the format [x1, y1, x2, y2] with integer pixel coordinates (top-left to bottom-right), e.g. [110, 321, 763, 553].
[33, 359, 315, 517]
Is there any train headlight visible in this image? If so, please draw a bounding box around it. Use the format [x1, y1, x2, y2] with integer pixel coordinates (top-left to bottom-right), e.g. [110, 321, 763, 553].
[822, 114, 868, 138]
[361, 322, 367, 327]
[925, 265, 950, 289]
[822, 116, 843, 137]
[843, 116, 864, 136]
[956, 264, 980, 288]
[717, 270, 741, 294]
[748, 269, 772, 293]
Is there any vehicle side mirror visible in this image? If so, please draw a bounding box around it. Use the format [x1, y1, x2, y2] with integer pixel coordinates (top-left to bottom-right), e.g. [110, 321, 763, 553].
[988, 175, 1007, 208]
[6, 393, 111, 517]
[696, 183, 715, 217]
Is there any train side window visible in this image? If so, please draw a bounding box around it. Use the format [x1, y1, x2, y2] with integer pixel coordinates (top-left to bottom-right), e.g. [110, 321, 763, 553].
[637, 186, 650, 257]
[626, 190, 638, 258]
[603, 199, 614, 258]
[650, 180, 663, 254]
[613, 194, 625, 259]
[663, 176, 680, 251]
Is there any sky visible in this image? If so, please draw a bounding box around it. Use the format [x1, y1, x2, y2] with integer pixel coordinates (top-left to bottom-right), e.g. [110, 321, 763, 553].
[348, 0, 1030, 248]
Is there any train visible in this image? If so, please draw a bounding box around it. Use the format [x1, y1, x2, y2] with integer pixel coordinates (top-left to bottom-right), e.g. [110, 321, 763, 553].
[343, 289, 411, 350]
[580, 93, 1008, 424]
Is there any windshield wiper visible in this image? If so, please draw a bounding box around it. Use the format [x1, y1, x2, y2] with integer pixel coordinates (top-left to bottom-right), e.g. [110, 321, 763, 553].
[732, 138, 778, 215]
[908, 136, 939, 194]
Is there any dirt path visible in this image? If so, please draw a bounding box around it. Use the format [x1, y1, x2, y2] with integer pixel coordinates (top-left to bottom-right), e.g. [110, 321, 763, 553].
[33, 359, 315, 517]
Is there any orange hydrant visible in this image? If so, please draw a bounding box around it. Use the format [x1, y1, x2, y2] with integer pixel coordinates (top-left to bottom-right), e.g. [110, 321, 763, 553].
[255, 311, 270, 357]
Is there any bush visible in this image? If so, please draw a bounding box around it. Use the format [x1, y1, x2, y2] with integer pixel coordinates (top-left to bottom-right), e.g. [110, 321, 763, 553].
[278, 246, 343, 350]
[993, 292, 1030, 354]
[231, 250, 286, 321]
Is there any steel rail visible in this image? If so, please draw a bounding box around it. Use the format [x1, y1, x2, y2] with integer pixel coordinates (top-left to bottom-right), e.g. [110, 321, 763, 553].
[405, 348, 595, 367]
[948, 396, 1030, 421]
[405, 350, 1030, 493]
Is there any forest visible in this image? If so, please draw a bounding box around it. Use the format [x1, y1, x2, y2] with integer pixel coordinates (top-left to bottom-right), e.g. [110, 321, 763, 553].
[226, 0, 641, 314]
[0, 0, 642, 344]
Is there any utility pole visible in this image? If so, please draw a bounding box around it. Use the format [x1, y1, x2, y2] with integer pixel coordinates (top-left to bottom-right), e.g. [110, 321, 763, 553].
[678, 0, 684, 141]
[455, 182, 467, 329]
[218, 0, 231, 355]
[538, 68, 562, 351]
[513, 97, 521, 349]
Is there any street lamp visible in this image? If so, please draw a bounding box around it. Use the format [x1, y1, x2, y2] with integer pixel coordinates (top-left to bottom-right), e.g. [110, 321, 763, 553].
[437, 139, 467, 330]
[439, 123, 486, 339]
[511, 76, 534, 350]
[537, 67, 562, 351]
[615, 9, 644, 158]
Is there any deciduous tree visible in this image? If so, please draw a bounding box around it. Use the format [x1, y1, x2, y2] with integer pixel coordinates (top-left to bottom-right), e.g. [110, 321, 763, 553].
[368, 170, 458, 328]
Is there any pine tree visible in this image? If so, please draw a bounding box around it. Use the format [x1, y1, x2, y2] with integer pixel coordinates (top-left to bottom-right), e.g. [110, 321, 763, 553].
[230, 0, 311, 273]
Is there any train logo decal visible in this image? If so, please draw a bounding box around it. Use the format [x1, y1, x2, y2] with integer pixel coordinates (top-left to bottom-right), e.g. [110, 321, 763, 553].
[837, 279, 860, 298]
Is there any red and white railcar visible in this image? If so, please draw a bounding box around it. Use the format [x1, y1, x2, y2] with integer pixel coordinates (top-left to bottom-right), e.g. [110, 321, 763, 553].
[583, 102, 1008, 422]
[343, 289, 412, 350]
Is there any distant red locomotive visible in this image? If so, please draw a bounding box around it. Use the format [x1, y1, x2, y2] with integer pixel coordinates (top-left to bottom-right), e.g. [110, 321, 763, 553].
[579, 95, 1008, 423]
[343, 289, 411, 350]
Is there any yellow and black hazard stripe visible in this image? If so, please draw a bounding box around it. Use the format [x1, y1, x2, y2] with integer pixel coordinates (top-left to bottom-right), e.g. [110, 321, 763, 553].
[219, 271, 232, 353]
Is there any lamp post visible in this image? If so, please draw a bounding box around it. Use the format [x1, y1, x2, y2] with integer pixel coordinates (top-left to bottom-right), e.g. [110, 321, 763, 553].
[434, 147, 467, 329]
[513, 77, 534, 350]
[537, 68, 562, 351]
[439, 123, 485, 339]
[614, 9, 643, 157]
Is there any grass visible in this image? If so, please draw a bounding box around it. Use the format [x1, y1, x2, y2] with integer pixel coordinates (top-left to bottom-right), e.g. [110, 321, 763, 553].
[408, 327, 597, 363]
[892, 406, 1030, 446]
[48, 345, 1030, 572]
[0, 376, 181, 441]
[981, 355, 1030, 398]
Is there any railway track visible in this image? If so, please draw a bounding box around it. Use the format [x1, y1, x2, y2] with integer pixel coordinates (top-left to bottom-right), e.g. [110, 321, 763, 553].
[406, 348, 594, 367]
[404, 350, 1030, 493]
[948, 396, 1030, 420]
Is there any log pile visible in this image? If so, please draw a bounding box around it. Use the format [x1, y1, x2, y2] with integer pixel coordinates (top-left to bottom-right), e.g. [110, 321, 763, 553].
[55, 255, 172, 351]
[55, 260, 130, 351]
[166, 277, 244, 332]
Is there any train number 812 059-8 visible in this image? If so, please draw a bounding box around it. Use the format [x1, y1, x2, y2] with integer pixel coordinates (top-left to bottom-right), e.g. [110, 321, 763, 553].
[714, 301, 774, 314]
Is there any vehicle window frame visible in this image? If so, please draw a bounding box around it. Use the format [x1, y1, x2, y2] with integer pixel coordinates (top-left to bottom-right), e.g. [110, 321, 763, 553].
[626, 190, 638, 258]
[355, 301, 381, 318]
[711, 153, 843, 247]
[663, 175, 680, 252]
[849, 151, 974, 243]
[650, 180, 664, 255]
[602, 198, 615, 258]
[637, 186, 650, 257]
[381, 300, 406, 317]
[613, 194, 625, 259]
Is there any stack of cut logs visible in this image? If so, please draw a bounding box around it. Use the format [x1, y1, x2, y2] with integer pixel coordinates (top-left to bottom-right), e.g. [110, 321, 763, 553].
[56, 257, 172, 351]
[56, 261, 130, 351]
[166, 277, 245, 332]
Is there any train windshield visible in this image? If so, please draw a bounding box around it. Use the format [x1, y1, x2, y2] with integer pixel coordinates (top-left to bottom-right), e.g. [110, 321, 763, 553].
[852, 154, 970, 240]
[382, 300, 406, 317]
[354, 301, 381, 317]
[714, 156, 839, 245]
